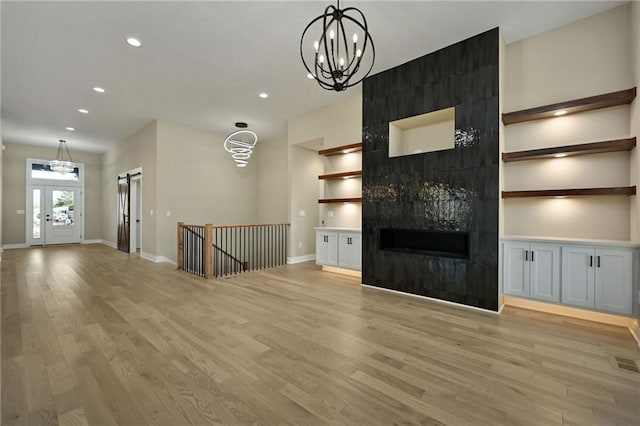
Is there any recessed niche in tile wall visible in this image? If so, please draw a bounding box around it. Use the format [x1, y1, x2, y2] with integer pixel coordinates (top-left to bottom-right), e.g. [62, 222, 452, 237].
[389, 107, 455, 157]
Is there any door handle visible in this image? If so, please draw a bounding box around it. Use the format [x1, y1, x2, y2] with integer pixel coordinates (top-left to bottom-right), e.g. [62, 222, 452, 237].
[589, 255, 593, 267]
[525, 251, 528, 261]
[530, 251, 534, 262]
[597, 256, 601, 268]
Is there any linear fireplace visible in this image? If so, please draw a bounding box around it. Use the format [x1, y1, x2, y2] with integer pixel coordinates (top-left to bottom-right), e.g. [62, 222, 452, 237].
[380, 228, 469, 259]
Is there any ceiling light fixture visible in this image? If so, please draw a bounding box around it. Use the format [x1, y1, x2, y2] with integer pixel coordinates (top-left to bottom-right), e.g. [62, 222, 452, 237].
[224, 122, 258, 168]
[65, 127, 75, 131]
[93, 87, 105, 93]
[554, 153, 567, 158]
[300, 0, 375, 92]
[78, 108, 89, 114]
[554, 110, 568, 116]
[259, 92, 269, 99]
[126, 37, 142, 47]
[50, 139, 76, 174]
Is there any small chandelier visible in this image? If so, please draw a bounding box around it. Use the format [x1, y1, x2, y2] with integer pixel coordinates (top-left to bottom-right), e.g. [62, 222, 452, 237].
[300, 0, 375, 92]
[224, 122, 257, 168]
[50, 139, 76, 174]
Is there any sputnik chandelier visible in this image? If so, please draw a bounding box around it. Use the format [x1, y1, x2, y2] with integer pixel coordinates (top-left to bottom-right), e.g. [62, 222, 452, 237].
[224, 122, 257, 168]
[50, 139, 76, 173]
[300, 0, 375, 92]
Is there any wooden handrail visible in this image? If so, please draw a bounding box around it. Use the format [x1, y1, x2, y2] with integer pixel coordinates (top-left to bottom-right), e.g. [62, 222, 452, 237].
[210, 223, 290, 229]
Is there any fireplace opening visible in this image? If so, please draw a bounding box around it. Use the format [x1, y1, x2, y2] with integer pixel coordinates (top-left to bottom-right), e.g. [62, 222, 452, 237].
[380, 228, 469, 259]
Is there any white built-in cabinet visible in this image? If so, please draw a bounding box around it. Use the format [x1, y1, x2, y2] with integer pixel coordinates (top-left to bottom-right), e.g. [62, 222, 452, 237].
[561, 246, 633, 315]
[316, 229, 361, 271]
[503, 238, 636, 316]
[503, 242, 560, 302]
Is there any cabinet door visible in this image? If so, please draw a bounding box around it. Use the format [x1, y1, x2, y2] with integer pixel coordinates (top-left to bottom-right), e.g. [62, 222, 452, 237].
[349, 233, 362, 271]
[503, 242, 530, 297]
[316, 231, 338, 266]
[326, 232, 338, 266]
[339, 233, 362, 270]
[529, 244, 560, 303]
[594, 248, 633, 315]
[316, 232, 327, 265]
[561, 246, 595, 309]
[338, 234, 351, 269]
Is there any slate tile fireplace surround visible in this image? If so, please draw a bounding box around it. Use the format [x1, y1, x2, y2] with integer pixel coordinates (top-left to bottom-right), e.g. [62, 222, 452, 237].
[362, 28, 499, 311]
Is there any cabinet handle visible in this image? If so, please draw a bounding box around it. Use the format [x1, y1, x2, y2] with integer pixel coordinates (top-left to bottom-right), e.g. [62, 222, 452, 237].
[589, 255, 593, 267]
[531, 251, 534, 262]
[525, 251, 528, 261]
[597, 256, 600, 268]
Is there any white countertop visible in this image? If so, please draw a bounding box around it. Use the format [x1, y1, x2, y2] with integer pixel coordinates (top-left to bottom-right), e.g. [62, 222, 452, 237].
[314, 227, 362, 232]
[501, 235, 640, 248]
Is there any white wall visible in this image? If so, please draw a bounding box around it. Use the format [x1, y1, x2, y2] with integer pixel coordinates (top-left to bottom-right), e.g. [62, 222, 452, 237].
[102, 121, 158, 254]
[630, 1, 640, 242]
[289, 146, 323, 258]
[256, 136, 288, 224]
[156, 121, 260, 262]
[2, 143, 103, 245]
[503, 4, 634, 240]
[288, 94, 362, 150]
[288, 93, 363, 249]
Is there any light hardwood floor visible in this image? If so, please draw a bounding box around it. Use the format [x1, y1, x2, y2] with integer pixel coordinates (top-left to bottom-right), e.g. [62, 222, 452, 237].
[2, 244, 639, 425]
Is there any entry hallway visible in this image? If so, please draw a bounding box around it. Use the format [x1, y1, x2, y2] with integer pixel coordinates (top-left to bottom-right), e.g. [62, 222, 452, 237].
[1, 245, 639, 425]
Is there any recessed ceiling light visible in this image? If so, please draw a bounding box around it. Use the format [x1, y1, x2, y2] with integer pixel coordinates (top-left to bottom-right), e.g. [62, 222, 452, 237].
[126, 37, 142, 47]
[78, 109, 89, 114]
[259, 92, 269, 99]
[554, 153, 567, 158]
[553, 110, 567, 116]
[93, 87, 105, 93]
[65, 127, 75, 131]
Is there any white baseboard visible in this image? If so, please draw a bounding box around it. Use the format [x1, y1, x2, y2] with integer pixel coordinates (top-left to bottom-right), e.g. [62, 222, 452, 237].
[287, 254, 316, 264]
[140, 252, 176, 265]
[361, 284, 501, 315]
[629, 320, 640, 348]
[2, 243, 28, 250]
[81, 239, 102, 245]
[101, 240, 117, 249]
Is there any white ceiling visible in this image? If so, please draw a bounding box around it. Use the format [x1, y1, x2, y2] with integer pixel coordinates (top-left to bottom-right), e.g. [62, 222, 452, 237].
[1, 1, 627, 153]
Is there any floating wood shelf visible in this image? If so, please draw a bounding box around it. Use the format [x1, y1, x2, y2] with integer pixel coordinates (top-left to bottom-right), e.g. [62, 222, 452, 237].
[502, 186, 636, 198]
[502, 138, 636, 162]
[502, 87, 636, 125]
[318, 170, 363, 180]
[318, 197, 363, 204]
[318, 142, 363, 156]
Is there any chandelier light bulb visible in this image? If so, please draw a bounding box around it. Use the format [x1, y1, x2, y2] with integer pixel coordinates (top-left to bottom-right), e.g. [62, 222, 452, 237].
[329, 29, 335, 40]
[353, 33, 358, 43]
[339, 57, 345, 68]
[314, 41, 319, 52]
[318, 54, 325, 63]
[356, 49, 362, 57]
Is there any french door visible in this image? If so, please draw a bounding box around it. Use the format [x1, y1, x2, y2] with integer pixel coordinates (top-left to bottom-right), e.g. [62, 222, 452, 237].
[30, 185, 82, 245]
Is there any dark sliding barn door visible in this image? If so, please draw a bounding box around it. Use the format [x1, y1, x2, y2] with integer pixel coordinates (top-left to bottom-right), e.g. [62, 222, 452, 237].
[117, 174, 130, 253]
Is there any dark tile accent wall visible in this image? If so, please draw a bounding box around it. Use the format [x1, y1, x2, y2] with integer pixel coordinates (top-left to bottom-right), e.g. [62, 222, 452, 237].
[362, 28, 500, 311]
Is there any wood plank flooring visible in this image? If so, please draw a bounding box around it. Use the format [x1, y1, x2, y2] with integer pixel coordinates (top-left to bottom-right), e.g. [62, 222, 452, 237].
[2, 244, 639, 425]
